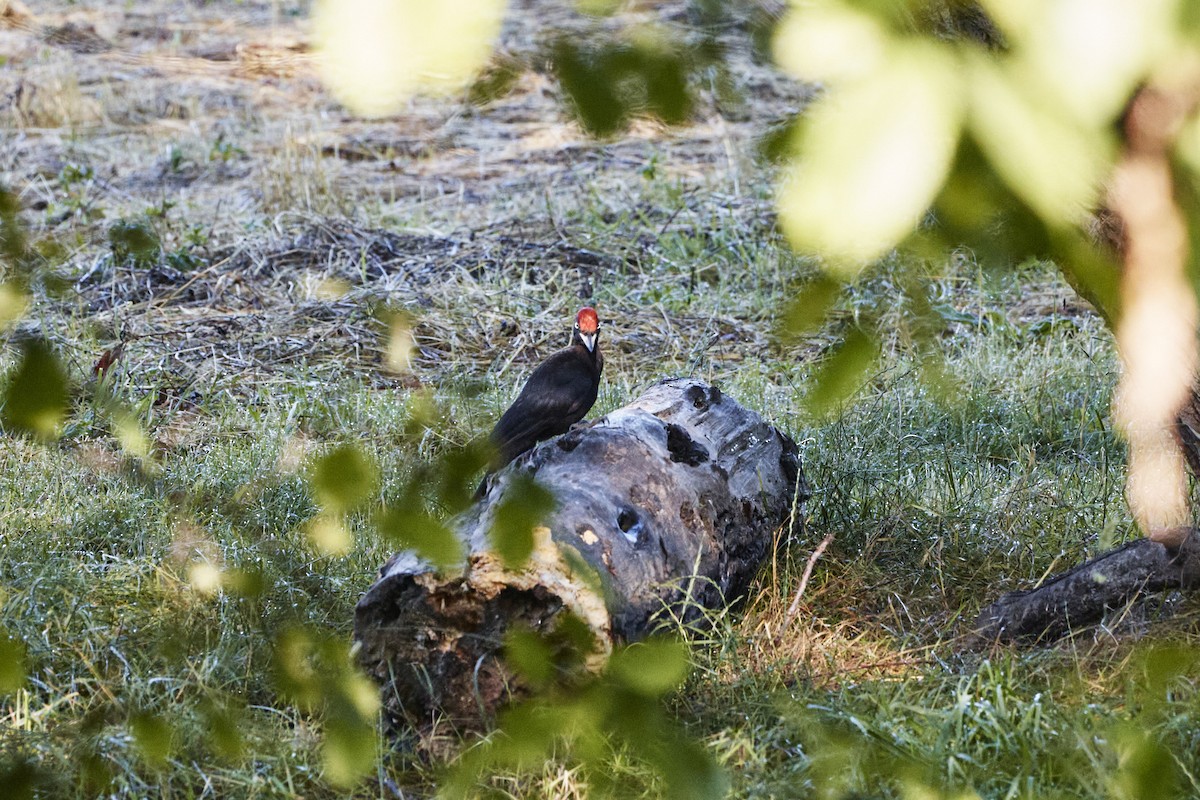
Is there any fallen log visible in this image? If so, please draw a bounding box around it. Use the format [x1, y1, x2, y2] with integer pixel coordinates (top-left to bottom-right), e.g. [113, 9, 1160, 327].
[969, 529, 1200, 645]
[353, 378, 809, 728]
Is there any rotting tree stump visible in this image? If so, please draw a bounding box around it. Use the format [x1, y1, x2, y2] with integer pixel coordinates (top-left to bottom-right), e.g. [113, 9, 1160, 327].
[353, 378, 810, 728]
[969, 530, 1200, 645]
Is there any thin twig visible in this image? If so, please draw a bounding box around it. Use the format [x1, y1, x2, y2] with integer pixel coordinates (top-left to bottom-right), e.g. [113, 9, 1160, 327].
[781, 533, 835, 633]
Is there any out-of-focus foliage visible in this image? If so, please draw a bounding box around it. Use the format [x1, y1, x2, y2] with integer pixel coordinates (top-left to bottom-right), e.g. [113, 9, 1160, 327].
[776, 39, 963, 269]
[107, 218, 162, 269]
[552, 33, 700, 137]
[1, 187, 71, 440]
[807, 326, 880, 417]
[0, 626, 26, 695]
[374, 423, 492, 567]
[305, 443, 380, 555]
[310, 443, 378, 515]
[766, 0, 1200, 424]
[313, 0, 506, 116]
[128, 711, 175, 769]
[490, 473, 556, 567]
[1, 337, 69, 440]
[444, 630, 726, 799]
[272, 626, 381, 788]
[4, 1, 1200, 797]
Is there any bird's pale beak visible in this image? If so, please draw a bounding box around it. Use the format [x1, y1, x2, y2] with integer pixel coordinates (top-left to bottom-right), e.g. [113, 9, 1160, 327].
[580, 331, 597, 352]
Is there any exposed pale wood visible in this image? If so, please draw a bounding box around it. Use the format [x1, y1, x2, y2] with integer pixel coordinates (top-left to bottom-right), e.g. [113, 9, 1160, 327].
[354, 378, 809, 727]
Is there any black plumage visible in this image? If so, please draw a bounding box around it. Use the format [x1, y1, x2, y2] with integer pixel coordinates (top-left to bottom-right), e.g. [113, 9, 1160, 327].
[486, 307, 603, 474]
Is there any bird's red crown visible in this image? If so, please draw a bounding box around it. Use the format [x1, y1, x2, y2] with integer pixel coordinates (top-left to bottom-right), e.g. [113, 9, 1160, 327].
[576, 307, 599, 334]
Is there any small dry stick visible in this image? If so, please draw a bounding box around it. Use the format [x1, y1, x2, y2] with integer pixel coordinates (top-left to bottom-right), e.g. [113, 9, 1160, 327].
[781, 533, 835, 633]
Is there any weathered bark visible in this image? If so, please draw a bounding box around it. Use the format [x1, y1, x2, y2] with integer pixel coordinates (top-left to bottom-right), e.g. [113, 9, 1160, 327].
[969, 531, 1200, 645]
[354, 378, 809, 727]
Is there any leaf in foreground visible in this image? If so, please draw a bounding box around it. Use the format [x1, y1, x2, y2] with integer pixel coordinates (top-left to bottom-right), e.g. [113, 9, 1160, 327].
[314, 0, 504, 116]
[807, 327, 880, 417]
[0, 629, 27, 694]
[309, 443, 378, 514]
[376, 503, 463, 569]
[776, 44, 963, 272]
[2, 337, 69, 440]
[271, 626, 380, 789]
[490, 474, 556, 568]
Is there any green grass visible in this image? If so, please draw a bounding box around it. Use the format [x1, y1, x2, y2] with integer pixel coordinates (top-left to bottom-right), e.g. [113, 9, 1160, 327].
[4, 167, 1200, 799]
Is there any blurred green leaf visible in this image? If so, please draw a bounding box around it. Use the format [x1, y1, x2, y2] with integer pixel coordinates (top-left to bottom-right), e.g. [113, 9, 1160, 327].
[966, 54, 1111, 227]
[307, 513, 354, 556]
[0, 282, 28, 329]
[272, 627, 322, 708]
[1052, 231, 1121, 323]
[505, 627, 556, 688]
[636, 41, 692, 125]
[323, 675, 381, 788]
[1108, 725, 1178, 800]
[271, 626, 379, 788]
[198, 696, 246, 761]
[0, 186, 27, 263]
[648, 731, 729, 800]
[490, 474, 556, 568]
[434, 440, 493, 514]
[919, 135, 1053, 269]
[777, 274, 843, 338]
[445, 632, 721, 800]
[607, 638, 690, 696]
[76, 751, 114, 795]
[994, 0, 1172, 128]
[467, 53, 523, 107]
[381, 308, 416, 374]
[313, 0, 504, 116]
[309, 444, 378, 514]
[108, 219, 161, 267]
[376, 503, 463, 569]
[772, 2, 889, 85]
[0, 758, 39, 800]
[222, 567, 267, 598]
[756, 114, 801, 165]
[1132, 642, 1195, 702]
[777, 44, 963, 272]
[2, 337, 70, 440]
[129, 712, 174, 768]
[324, 721, 377, 788]
[577, 0, 621, 16]
[808, 326, 880, 416]
[502, 614, 599, 695]
[0, 629, 27, 694]
[552, 35, 696, 137]
[552, 39, 630, 137]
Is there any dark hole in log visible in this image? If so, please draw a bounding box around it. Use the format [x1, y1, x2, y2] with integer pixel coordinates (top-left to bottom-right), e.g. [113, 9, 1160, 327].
[708, 385, 722, 405]
[665, 422, 709, 466]
[617, 506, 643, 542]
[686, 384, 710, 410]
